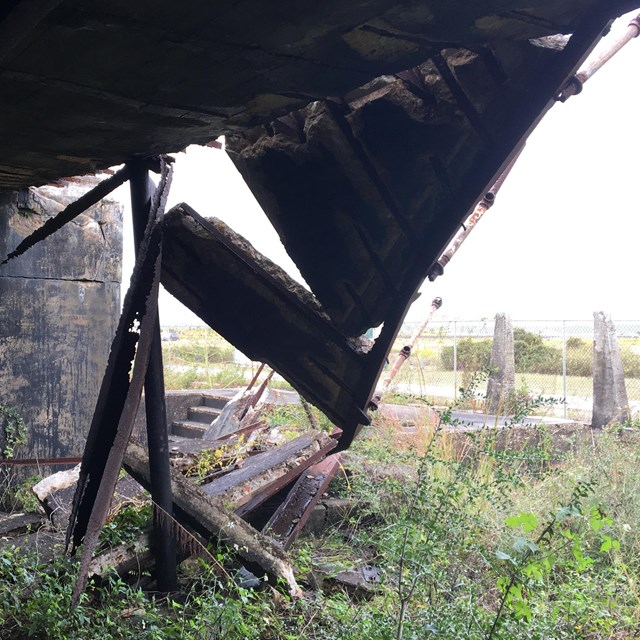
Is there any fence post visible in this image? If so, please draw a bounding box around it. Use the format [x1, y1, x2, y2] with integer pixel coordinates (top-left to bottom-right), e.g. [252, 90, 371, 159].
[562, 320, 567, 419]
[453, 321, 458, 400]
[592, 311, 630, 428]
[486, 313, 516, 415]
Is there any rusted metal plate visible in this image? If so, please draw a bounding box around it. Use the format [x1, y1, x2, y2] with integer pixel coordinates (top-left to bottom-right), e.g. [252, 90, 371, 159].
[263, 453, 341, 549]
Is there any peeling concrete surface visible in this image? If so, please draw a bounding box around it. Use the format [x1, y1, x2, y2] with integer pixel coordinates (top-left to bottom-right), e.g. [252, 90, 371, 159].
[0, 183, 122, 459]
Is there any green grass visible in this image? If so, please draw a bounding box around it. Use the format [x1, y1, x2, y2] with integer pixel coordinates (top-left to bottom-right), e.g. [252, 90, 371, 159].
[2, 403, 640, 639]
[393, 361, 640, 403]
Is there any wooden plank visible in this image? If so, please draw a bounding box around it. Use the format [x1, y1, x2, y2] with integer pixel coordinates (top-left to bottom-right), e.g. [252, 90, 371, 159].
[235, 441, 336, 519]
[200, 430, 336, 514]
[263, 454, 341, 549]
[123, 439, 301, 596]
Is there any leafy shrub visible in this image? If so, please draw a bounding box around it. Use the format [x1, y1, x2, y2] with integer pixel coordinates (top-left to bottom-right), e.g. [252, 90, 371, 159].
[512, 327, 560, 374]
[0, 404, 26, 459]
[564, 340, 640, 378]
[620, 348, 640, 378]
[565, 343, 592, 377]
[440, 338, 492, 372]
[163, 340, 233, 366]
[565, 336, 585, 349]
[438, 329, 640, 378]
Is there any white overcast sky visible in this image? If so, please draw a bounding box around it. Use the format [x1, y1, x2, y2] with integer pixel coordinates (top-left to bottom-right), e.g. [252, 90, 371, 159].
[113, 12, 640, 326]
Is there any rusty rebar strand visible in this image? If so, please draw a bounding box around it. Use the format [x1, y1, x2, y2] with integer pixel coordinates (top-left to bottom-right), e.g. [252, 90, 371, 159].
[369, 297, 442, 409]
[428, 146, 523, 282]
[557, 12, 640, 102]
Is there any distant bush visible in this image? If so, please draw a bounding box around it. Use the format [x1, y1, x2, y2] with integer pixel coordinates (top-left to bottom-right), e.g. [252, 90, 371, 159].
[563, 340, 640, 378]
[513, 327, 562, 375]
[164, 340, 233, 366]
[440, 338, 491, 372]
[621, 349, 640, 378]
[566, 336, 585, 349]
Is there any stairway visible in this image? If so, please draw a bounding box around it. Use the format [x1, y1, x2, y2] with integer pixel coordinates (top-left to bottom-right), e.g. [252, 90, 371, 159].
[170, 393, 230, 440]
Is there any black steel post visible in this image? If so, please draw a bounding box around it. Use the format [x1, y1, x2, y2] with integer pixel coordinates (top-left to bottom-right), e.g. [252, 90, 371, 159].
[128, 159, 177, 592]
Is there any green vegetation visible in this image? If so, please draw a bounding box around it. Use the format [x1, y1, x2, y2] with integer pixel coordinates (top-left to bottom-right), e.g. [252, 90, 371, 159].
[438, 328, 640, 378]
[2, 387, 640, 639]
[0, 404, 26, 459]
[0, 473, 41, 514]
[161, 328, 292, 391]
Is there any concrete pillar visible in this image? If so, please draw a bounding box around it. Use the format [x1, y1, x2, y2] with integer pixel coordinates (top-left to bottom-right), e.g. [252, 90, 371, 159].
[486, 313, 516, 415]
[0, 179, 122, 459]
[592, 311, 630, 428]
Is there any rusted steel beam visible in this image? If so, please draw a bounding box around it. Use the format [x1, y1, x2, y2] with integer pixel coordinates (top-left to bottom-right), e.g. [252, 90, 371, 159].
[263, 453, 341, 549]
[1, 166, 130, 266]
[239, 369, 275, 421]
[558, 12, 640, 101]
[370, 297, 443, 409]
[300, 396, 319, 430]
[66, 159, 172, 607]
[128, 159, 177, 592]
[0, 456, 82, 466]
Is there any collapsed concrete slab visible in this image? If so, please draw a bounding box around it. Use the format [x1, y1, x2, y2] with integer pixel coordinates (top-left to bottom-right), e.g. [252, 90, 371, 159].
[161, 205, 385, 447]
[0, 1, 628, 190]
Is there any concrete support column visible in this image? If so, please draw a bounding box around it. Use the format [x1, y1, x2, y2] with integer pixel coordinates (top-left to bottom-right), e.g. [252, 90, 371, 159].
[0, 180, 122, 459]
[592, 311, 630, 428]
[486, 313, 516, 415]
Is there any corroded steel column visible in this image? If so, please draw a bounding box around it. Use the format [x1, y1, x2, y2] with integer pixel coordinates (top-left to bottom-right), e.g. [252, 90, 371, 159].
[128, 159, 177, 592]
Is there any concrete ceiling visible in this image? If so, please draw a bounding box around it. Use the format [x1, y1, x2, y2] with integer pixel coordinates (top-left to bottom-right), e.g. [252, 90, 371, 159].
[0, 0, 636, 189]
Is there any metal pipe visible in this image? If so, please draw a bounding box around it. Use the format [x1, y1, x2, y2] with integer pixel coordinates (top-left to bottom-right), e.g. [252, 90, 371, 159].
[562, 320, 567, 419]
[0, 456, 82, 466]
[557, 12, 640, 102]
[128, 159, 177, 593]
[453, 321, 458, 401]
[369, 297, 443, 408]
[428, 147, 523, 282]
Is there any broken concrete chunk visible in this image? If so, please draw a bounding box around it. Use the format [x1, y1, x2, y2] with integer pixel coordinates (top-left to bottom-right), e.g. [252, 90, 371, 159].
[33, 466, 145, 531]
[201, 430, 336, 516]
[0, 511, 45, 537]
[89, 533, 153, 579]
[161, 204, 375, 448]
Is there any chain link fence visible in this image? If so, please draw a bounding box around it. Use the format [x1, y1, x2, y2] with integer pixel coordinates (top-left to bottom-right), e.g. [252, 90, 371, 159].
[161, 320, 640, 423]
[393, 319, 640, 422]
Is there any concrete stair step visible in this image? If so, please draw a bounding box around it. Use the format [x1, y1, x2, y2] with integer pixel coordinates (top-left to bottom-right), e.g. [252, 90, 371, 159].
[187, 405, 221, 424]
[171, 420, 207, 439]
[202, 394, 232, 410]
